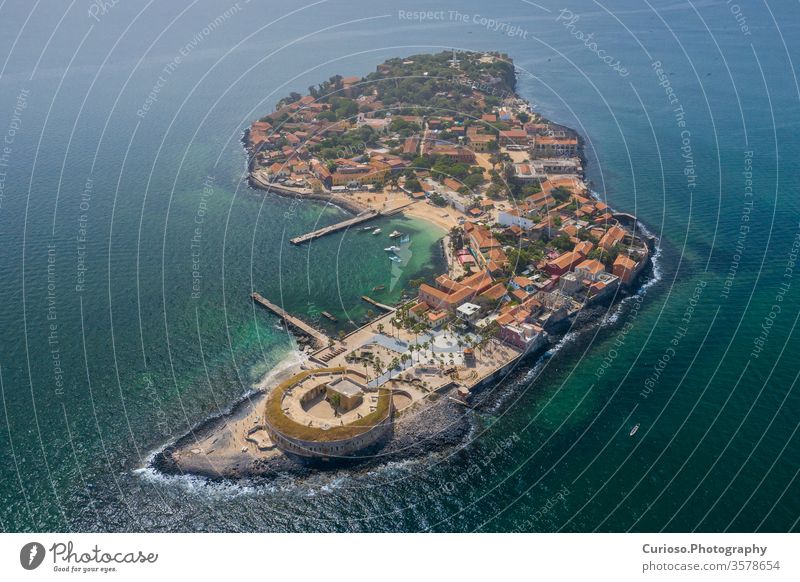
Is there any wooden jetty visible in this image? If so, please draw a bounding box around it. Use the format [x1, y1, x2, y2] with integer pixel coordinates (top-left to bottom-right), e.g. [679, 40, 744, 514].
[360, 295, 394, 312]
[289, 210, 380, 245]
[381, 201, 415, 216]
[251, 293, 330, 348]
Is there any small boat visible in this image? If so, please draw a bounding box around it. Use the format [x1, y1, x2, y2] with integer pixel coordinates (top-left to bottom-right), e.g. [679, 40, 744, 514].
[372, 228, 382, 235]
[372, 285, 385, 292]
[384, 246, 401, 253]
[389, 230, 402, 238]
[321, 311, 338, 322]
[629, 423, 640, 437]
[361, 225, 374, 231]
[389, 255, 402, 263]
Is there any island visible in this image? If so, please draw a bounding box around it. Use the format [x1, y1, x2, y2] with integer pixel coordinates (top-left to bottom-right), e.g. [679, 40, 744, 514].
[154, 51, 654, 479]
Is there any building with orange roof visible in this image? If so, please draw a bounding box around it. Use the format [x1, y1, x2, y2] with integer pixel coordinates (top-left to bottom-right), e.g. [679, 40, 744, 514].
[442, 177, 463, 192]
[267, 162, 288, 177]
[599, 224, 626, 250]
[428, 144, 476, 164]
[544, 251, 584, 276]
[588, 274, 620, 299]
[467, 131, 496, 151]
[574, 259, 606, 282]
[408, 301, 430, 321]
[403, 136, 419, 155]
[511, 288, 529, 302]
[533, 135, 579, 157]
[511, 276, 534, 292]
[486, 260, 504, 276]
[480, 283, 507, 302]
[499, 129, 529, 147]
[427, 310, 449, 328]
[418, 270, 494, 312]
[467, 223, 501, 253]
[547, 176, 584, 194]
[613, 255, 638, 285]
[560, 224, 578, 237]
[249, 120, 272, 147]
[573, 240, 594, 256]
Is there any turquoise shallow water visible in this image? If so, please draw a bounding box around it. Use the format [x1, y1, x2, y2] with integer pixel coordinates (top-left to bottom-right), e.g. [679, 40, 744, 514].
[0, 0, 798, 532]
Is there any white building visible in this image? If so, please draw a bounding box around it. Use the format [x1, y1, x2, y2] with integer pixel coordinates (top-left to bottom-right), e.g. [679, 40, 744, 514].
[498, 209, 536, 230]
[456, 302, 481, 323]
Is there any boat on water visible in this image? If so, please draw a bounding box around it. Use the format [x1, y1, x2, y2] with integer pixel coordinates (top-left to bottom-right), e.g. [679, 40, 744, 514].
[361, 225, 374, 231]
[389, 255, 402, 263]
[389, 230, 402, 238]
[372, 228, 382, 235]
[321, 311, 338, 322]
[384, 246, 401, 253]
[629, 423, 640, 437]
[372, 285, 385, 292]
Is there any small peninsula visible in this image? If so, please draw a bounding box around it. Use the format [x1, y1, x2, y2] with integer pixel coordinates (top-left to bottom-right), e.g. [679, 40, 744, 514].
[155, 51, 654, 479]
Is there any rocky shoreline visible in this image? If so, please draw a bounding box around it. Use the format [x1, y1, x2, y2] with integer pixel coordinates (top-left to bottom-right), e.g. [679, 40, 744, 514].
[152, 386, 472, 481]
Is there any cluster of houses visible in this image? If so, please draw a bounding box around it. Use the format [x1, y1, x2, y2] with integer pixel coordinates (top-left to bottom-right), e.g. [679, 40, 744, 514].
[247, 52, 651, 354]
[408, 194, 650, 351]
[245, 55, 580, 199]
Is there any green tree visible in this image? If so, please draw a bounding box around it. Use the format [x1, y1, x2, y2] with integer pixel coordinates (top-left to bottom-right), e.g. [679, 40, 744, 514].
[328, 393, 342, 414]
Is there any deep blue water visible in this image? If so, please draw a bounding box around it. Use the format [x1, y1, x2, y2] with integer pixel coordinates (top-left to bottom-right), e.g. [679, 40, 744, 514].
[0, 0, 798, 532]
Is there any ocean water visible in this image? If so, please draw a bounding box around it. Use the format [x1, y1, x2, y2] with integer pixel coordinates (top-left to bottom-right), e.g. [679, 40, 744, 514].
[0, 0, 798, 532]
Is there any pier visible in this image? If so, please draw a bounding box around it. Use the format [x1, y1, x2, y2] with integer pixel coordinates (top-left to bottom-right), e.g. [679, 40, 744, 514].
[251, 293, 330, 348]
[360, 295, 395, 312]
[289, 210, 380, 245]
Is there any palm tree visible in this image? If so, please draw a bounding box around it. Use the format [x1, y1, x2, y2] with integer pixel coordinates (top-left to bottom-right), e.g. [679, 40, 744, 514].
[388, 357, 400, 380]
[412, 323, 423, 345]
[377, 323, 385, 335]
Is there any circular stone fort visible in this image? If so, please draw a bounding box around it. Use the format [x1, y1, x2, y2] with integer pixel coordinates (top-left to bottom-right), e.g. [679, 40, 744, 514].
[263, 367, 402, 459]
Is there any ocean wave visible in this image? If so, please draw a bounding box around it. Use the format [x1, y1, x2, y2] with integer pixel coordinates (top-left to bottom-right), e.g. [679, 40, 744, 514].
[252, 348, 307, 390]
[133, 464, 269, 498]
